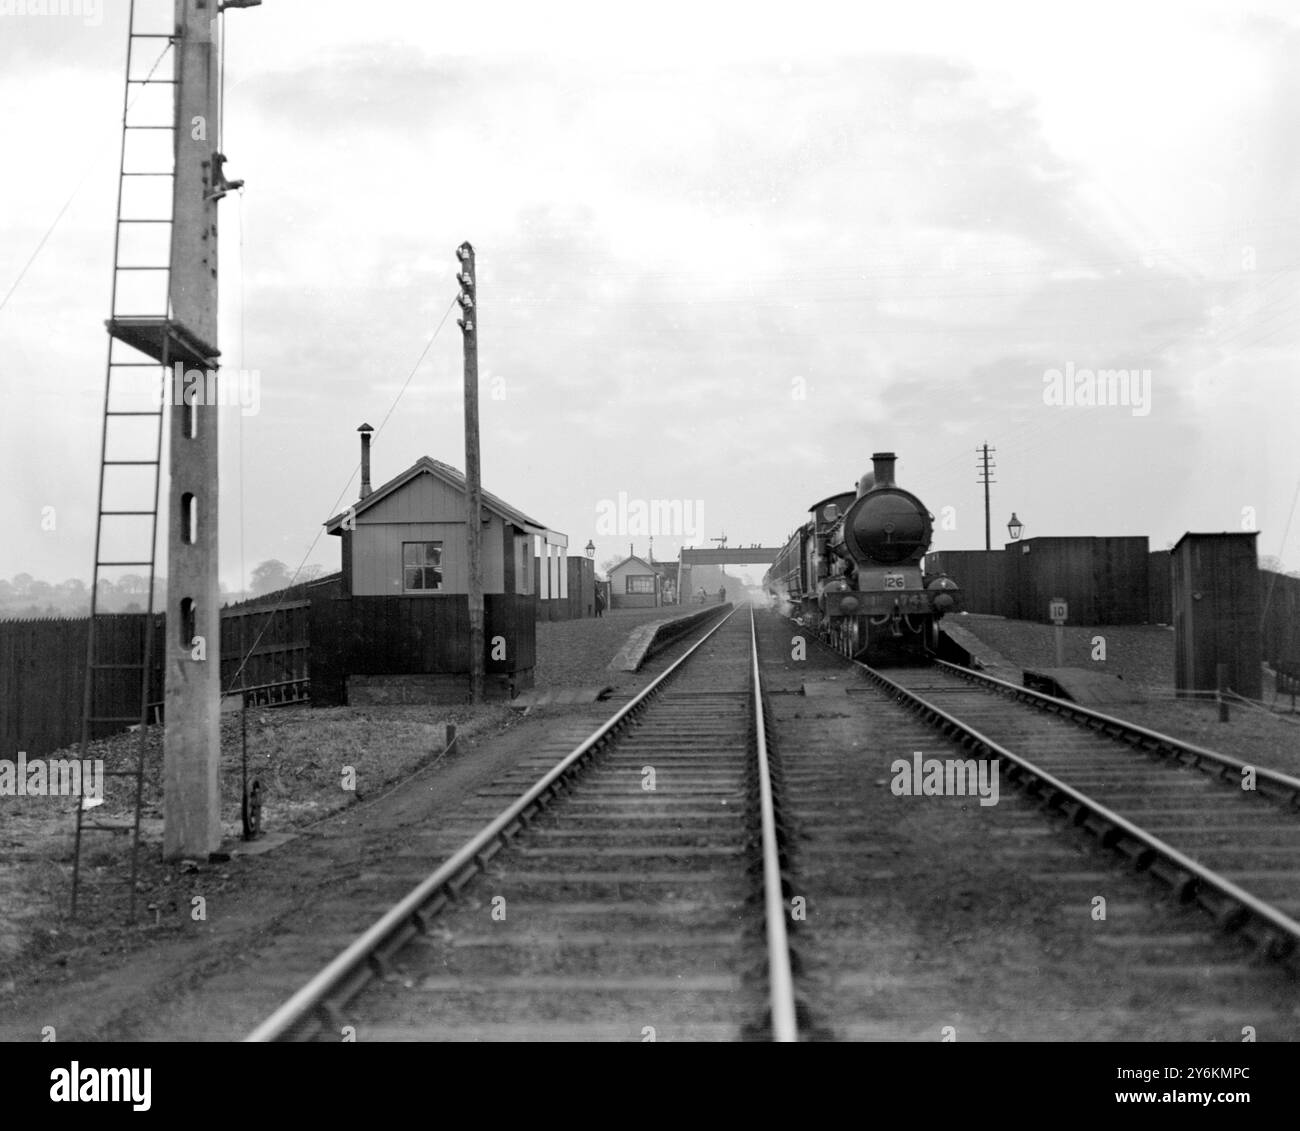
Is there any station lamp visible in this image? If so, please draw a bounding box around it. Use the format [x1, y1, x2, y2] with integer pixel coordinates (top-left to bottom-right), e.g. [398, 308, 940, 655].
[585, 540, 596, 560]
[1007, 513, 1024, 541]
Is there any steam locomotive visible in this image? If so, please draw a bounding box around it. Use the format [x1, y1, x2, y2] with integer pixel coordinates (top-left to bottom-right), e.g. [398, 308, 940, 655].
[763, 452, 961, 661]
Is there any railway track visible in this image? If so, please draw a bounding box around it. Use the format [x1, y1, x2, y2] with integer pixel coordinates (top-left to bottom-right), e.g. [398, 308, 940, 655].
[756, 610, 1300, 1040]
[247, 606, 797, 1042]
[248, 606, 1299, 1042]
[873, 657, 1300, 959]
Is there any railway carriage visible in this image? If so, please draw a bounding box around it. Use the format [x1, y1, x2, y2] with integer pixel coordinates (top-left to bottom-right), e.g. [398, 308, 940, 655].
[764, 452, 961, 660]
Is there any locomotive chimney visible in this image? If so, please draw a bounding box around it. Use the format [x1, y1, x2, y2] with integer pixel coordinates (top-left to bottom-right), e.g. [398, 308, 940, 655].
[871, 451, 897, 488]
[358, 422, 374, 498]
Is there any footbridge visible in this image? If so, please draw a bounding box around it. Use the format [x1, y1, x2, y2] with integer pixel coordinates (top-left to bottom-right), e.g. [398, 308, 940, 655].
[677, 545, 783, 602]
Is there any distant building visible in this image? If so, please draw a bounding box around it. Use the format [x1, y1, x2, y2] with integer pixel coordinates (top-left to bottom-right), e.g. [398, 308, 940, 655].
[607, 555, 677, 609]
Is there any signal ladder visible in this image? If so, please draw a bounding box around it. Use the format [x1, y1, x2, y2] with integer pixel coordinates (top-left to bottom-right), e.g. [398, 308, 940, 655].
[72, 3, 183, 918]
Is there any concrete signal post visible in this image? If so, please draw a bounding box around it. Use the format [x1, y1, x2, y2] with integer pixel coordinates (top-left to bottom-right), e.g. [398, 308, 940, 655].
[162, 0, 257, 859]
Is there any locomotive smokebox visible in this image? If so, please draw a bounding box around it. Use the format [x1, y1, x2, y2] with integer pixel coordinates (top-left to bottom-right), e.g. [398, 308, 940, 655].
[858, 452, 897, 496]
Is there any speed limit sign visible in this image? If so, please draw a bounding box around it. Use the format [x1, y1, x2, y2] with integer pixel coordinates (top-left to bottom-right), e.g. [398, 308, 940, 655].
[1049, 598, 1068, 624]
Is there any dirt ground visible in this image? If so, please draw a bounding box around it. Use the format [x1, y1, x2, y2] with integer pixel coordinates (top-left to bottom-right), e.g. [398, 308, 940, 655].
[0, 605, 710, 1042]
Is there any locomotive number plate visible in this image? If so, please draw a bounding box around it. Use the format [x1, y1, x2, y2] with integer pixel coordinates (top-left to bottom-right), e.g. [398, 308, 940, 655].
[884, 573, 905, 589]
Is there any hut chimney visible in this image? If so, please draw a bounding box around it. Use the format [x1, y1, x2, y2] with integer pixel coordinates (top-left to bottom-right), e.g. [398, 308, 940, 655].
[358, 422, 374, 498]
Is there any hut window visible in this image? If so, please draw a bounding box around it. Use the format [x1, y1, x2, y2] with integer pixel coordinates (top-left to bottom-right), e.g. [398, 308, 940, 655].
[403, 541, 443, 591]
[627, 575, 655, 594]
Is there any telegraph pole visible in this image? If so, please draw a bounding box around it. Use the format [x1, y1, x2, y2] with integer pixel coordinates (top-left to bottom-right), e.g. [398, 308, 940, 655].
[976, 443, 997, 551]
[457, 242, 485, 702]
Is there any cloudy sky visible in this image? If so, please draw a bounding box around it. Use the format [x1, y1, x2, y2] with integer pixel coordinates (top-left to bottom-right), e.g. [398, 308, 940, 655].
[2, 0, 1298, 592]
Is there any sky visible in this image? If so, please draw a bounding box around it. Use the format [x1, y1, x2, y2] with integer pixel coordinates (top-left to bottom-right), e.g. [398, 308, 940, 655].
[2, 0, 1299, 594]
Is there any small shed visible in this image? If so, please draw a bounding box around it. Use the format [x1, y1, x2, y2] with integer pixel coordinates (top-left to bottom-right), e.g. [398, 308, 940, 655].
[1171, 532, 1263, 699]
[312, 432, 566, 703]
[323, 452, 566, 599]
[608, 555, 675, 609]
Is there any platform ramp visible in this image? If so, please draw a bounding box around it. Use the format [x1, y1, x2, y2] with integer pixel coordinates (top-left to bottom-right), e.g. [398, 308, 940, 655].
[935, 622, 1022, 682]
[510, 686, 614, 708]
[1023, 667, 1144, 705]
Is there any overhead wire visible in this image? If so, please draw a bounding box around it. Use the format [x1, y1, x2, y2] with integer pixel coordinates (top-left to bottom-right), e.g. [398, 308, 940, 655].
[1260, 476, 1300, 629]
[223, 296, 460, 694]
[0, 39, 174, 317]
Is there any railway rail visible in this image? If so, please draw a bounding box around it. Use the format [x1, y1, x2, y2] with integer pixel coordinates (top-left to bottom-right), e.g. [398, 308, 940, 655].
[759, 610, 1300, 1040]
[247, 606, 797, 1042]
[869, 657, 1300, 964]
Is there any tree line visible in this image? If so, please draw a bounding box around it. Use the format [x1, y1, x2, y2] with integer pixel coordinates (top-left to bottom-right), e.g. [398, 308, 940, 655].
[0, 561, 329, 620]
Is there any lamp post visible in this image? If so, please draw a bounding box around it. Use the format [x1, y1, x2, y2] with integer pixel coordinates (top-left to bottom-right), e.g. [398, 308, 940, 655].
[1007, 513, 1024, 542]
[585, 540, 595, 560]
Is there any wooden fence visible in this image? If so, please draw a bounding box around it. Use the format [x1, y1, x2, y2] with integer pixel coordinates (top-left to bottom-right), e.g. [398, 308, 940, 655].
[929, 540, 1158, 624]
[220, 599, 311, 702]
[0, 615, 163, 760]
[926, 548, 1298, 670]
[1148, 551, 1172, 623]
[309, 593, 538, 705]
[1, 600, 309, 759]
[1006, 537, 1151, 623]
[926, 550, 1008, 615]
[1261, 569, 1300, 667]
